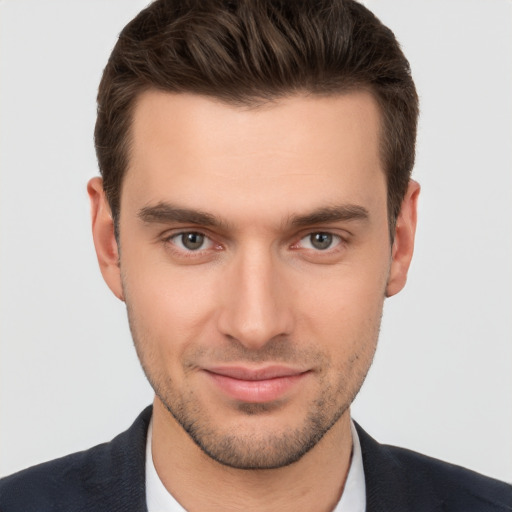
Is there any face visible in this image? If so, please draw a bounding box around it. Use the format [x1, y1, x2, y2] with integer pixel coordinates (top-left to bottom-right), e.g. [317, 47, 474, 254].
[89, 90, 418, 470]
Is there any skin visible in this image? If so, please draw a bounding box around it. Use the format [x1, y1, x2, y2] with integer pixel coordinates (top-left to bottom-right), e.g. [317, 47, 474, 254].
[88, 90, 419, 511]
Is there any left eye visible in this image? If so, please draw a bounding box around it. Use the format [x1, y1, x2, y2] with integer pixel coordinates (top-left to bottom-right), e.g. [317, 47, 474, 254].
[170, 232, 213, 251]
[298, 232, 341, 251]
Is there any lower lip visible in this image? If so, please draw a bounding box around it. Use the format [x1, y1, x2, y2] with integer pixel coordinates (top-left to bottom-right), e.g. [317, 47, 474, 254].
[205, 371, 308, 403]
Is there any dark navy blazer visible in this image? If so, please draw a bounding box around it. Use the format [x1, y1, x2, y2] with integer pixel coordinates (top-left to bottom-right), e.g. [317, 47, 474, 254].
[1, 406, 511, 511]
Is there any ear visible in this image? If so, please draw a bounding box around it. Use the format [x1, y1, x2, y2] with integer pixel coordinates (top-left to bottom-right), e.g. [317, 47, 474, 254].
[386, 180, 420, 297]
[87, 177, 124, 301]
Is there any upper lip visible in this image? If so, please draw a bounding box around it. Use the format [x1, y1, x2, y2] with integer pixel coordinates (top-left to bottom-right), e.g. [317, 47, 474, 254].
[204, 365, 308, 381]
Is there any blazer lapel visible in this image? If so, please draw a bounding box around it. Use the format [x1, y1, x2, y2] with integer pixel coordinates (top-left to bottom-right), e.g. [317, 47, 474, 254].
[355, 423, 443, 512]
[78, 406, 152, 512]
[80, 410, 448, 512]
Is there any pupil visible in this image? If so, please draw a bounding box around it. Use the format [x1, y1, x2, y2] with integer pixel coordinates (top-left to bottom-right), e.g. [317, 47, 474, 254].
[183, 233, 204, 250]
[311, 233, 332, 250]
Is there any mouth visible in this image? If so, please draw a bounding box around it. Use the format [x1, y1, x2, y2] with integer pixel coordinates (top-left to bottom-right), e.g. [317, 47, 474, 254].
[203, 365, 310, 403]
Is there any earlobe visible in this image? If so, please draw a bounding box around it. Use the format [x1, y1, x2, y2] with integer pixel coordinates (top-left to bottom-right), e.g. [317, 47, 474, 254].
[386, 180, 420, 298]
[87, 177, 124, 301]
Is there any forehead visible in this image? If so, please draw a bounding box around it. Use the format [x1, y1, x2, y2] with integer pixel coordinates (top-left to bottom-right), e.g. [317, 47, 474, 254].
[123, 90, 385, 223]
[129, 90, 382, 166]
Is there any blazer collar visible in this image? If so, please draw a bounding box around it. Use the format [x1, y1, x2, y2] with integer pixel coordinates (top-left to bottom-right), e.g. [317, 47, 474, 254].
[112, 408, 445, 512]
[95, 405, 152, 512]
[355, 422, 443, 512]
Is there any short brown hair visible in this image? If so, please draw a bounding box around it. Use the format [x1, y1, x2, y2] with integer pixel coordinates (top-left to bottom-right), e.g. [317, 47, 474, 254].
[95, 0, 418, 236]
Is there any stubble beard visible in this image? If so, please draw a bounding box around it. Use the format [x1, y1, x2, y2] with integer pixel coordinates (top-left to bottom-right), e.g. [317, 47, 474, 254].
[124, 299, 380, 470]
[154, 372, 352, 470]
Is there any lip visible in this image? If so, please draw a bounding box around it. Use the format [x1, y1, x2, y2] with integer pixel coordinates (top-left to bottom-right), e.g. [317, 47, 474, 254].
[203, 365, 309, 403]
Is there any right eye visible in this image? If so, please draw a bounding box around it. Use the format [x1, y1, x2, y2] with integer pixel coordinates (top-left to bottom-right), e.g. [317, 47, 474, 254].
[169, 232, 214, 252]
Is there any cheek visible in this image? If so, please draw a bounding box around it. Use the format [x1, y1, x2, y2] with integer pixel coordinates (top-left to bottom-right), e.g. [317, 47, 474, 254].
[313, 282, 383, 391]
[121, 259, 220, 356]
[293, 257, 388, 355]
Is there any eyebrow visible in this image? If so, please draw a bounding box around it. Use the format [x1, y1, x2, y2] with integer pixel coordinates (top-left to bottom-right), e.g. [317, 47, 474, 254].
[137, 203, 229, 229]
[289, 205, 370, 227]
[137, 202, 369, 230]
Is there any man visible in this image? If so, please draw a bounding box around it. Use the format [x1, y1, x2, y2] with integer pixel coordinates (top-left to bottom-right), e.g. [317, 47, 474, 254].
[0, 0, 510, 510]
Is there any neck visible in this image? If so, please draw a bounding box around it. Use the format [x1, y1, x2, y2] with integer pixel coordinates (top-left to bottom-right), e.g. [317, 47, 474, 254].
[151, 398, 354, 512]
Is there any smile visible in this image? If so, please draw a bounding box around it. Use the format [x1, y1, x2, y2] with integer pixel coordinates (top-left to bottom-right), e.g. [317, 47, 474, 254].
[203, 366, 310, 403]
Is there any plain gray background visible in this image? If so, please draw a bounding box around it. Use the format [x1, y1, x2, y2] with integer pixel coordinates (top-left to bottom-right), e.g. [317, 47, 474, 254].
[1, 0, 511, 482]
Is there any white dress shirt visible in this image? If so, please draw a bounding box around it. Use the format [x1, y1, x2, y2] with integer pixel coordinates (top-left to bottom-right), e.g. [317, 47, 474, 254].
[145, 419, 366, 512]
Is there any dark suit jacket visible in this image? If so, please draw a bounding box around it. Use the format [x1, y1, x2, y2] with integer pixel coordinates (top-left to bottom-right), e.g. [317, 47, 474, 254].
[1, 406, 510, 511]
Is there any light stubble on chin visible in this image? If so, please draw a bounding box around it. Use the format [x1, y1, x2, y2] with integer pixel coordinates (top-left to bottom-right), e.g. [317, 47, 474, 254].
[156, 367, 350, 470]
[123, 280, 381, 470]
[132, 342, 377, 468]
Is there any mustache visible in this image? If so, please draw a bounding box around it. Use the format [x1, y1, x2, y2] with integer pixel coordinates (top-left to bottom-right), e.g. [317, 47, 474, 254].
[184, 336, 327, 367]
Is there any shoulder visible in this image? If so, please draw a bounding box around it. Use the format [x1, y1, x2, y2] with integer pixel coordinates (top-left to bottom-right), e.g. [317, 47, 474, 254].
[0, 442, 115, 512]
[386, 443, 512, 510]
[355, 423, 512, 511]
[0, 407, 151, 512]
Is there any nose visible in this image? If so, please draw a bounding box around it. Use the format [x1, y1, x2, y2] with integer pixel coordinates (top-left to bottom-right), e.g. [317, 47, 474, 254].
[217, 246, 294, 350]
